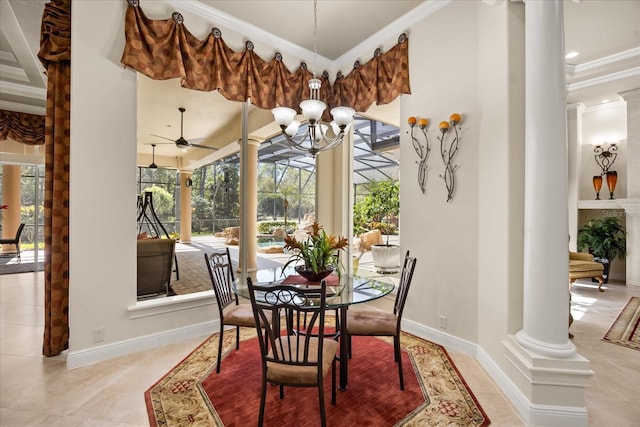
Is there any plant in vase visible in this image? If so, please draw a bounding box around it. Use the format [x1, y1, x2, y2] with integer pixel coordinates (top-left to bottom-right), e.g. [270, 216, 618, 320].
[353, 180, 400, 273]
[577, 217, 626, 283]
[283, 222, 348, 281]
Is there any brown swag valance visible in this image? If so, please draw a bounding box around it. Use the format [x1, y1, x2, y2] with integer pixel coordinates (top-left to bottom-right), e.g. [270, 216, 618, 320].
[120, 0, 410, 114]
[0, 109, 45, 145]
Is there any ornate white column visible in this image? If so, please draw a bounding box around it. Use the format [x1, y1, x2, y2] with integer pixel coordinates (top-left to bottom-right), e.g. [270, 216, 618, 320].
[178, 171, 192, 244]
[238, 100, 258, 272]
[504, 2, 593, 425]
[516, 0, 574, 356]
[619, 88, 640, 287]
[567, 103, 584, 250]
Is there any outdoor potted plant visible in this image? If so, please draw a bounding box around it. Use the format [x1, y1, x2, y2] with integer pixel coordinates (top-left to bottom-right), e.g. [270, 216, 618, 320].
[577, 217, 626, 283]
[361, 180, 400, 273]
[282, 222, 348, 281]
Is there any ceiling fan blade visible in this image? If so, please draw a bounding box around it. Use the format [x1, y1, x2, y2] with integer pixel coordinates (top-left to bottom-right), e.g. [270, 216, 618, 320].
[150, 134, 177, 143]
[188, 143, 218, 150]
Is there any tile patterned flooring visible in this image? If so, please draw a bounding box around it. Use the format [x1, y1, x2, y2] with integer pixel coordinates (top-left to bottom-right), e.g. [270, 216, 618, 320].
[1, 268, 638, 426]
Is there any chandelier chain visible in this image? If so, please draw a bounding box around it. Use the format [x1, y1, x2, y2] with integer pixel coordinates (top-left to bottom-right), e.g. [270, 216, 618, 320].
[313, 0, 317, 78]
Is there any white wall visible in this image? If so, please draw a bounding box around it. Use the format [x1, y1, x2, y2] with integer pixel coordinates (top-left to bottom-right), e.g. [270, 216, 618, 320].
[399, 0, 526, 369]
[69, 1, 217, 362]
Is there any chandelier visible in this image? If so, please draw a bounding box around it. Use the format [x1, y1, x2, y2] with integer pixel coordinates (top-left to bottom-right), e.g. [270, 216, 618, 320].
[271, 0, 355, 157]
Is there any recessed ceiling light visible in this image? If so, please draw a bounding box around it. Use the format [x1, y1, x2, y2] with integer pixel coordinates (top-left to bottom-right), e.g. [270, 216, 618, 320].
[565, 51, 579, 59]
[601, 99, 610, 104]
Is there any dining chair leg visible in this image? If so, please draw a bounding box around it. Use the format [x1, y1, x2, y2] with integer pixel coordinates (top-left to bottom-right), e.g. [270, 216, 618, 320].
[394, 335, 404, 390]
[279, 385, 284, 399]
[331, 358, 336, 405]
[347, 334, 352, 359]
[216, 324, 224, 373]
[318, 376, 327, 427]
[258, 377, 267, 427]
[235, 326, 240, 350]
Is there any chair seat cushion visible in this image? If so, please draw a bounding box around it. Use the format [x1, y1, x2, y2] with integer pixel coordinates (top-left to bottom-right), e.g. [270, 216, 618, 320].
[222, 304, 256, 327]
[346, 309, 398, 336]
[266, 337, 338, 385]
[569, 260, 604, 273]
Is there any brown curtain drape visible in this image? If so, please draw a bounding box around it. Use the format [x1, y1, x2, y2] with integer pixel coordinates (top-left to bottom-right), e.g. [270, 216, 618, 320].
[0, 110, 45, 145]
[121, 1, 410, 113]
[37, 0, 71, 357]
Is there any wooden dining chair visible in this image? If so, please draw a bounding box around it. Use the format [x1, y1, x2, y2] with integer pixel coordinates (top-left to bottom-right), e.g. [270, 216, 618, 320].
[204, 248, 257, 373]
[247, 277, 338, 427]
[346, 250, 416, 390]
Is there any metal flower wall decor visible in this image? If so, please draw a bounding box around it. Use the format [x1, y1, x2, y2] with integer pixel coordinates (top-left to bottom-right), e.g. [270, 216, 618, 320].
[407, 116, 431, 193]
[407, 113, 463, 202]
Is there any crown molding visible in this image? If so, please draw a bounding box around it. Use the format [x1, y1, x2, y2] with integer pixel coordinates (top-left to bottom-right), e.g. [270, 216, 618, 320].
[0, 100, 45, 116]
[165, 0, 333, 73]
[166, 0, 453, 78]
[573, 47, 640, 74]
[0, 80, 47, 100]
[567, 66, 640, 91]
[332, 0, 453, 72]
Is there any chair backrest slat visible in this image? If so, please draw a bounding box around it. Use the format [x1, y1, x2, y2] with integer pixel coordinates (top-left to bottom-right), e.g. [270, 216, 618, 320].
[248, 278, 328, 368]
[394, 251, 417, 318]
[205, 249, 237, 310]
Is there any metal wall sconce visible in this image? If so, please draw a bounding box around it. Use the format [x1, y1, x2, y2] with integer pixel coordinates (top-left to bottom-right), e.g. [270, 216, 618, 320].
[407, 116, 430, 193]
[438, 113, 462, 203]
[594, 143, 617, 174]
[593, 143, 618, 199]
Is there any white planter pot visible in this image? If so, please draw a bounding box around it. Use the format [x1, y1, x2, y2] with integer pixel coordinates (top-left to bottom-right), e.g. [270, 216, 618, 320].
[371, 244, 401, 274]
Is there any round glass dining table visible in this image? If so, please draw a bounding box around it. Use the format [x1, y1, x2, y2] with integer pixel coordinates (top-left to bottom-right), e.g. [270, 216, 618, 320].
[233, 266, 395, 391]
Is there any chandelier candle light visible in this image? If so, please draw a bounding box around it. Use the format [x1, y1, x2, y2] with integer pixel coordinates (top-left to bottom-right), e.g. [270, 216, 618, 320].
[271, 0, 355, 157]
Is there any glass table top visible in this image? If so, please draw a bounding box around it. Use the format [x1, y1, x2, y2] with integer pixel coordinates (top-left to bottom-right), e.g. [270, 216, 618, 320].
[234, 266, 396, 308]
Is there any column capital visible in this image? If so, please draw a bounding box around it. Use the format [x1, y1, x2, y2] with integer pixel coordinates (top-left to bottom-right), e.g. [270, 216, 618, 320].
[566, 102, 584, 112]
[619, 88, 640, 103]
[237, 138, 262, 147]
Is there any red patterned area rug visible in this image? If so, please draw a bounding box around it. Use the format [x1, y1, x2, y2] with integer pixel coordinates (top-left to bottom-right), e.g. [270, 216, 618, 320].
[603, 297, 640, 350]
[146, 329, 490, 426]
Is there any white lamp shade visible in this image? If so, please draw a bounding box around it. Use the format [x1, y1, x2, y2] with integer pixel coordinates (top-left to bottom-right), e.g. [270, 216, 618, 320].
[300, 99, 326, 122]
[272, 107, 296, 126]
[330, 106, 355, 126]
[285, 120, 301, 136]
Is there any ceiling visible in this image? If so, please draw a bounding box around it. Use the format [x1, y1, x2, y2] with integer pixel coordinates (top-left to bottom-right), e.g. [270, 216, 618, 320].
[1, 0, 639, 170]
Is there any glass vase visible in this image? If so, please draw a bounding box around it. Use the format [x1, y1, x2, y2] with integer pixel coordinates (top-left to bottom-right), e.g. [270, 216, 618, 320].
[592, 175, 603, 200]
[606, 171, 617, 200]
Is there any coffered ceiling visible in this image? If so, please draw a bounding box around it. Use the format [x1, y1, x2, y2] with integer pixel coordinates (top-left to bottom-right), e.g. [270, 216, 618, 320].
[1, 0, 639, 168]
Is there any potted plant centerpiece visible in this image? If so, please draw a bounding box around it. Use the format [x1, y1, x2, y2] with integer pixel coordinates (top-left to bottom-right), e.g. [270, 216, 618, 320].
[577, 217, 626, 283]
[283, 222, 348, 281]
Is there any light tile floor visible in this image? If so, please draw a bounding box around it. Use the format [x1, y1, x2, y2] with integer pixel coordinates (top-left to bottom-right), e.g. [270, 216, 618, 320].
[1, 262, 638, 426]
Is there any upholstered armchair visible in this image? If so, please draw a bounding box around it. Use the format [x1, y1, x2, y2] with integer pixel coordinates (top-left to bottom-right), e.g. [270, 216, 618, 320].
[569, 251, 605, 291]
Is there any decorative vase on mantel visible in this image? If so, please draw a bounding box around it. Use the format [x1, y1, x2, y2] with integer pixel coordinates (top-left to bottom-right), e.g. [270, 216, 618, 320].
[606, 171, 617, 200]
[592, 175, 603, 200]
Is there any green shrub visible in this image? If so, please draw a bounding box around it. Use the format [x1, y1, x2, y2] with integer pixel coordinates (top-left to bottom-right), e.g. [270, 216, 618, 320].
[258, 221, 296, 234]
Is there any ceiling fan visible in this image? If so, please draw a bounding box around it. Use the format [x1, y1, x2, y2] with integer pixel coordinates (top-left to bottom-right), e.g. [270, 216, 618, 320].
[151, 107, 218, 150]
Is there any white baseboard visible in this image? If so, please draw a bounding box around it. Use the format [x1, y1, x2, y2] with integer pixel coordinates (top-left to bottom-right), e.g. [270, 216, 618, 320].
[402, 319, 589, 427]
[66, 320, 218, 369]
